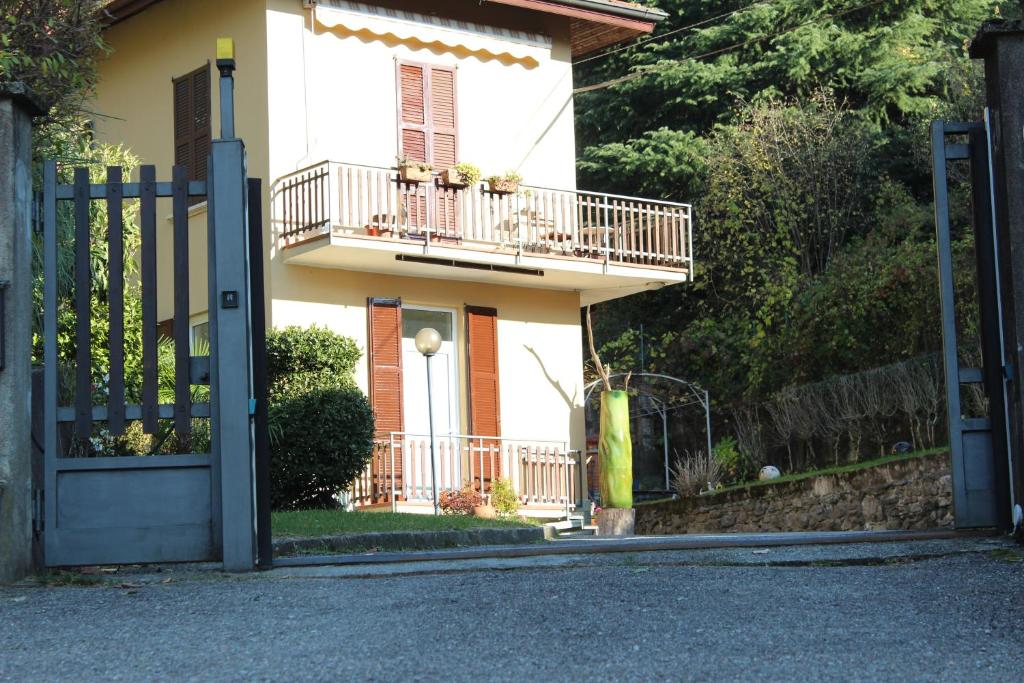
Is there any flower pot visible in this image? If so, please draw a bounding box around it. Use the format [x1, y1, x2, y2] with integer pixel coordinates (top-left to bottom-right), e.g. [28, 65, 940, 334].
[440, 168, 469, 187]
[487, 178, 519, 194]
[473, 504, 496, 519]
[398, 164, 432, 183]
[365, 225, 380, 237]
[599, 390, 633, 509]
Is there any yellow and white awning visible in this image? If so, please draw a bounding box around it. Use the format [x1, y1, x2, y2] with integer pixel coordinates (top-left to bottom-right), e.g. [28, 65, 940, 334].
[313, 1, 550, 67]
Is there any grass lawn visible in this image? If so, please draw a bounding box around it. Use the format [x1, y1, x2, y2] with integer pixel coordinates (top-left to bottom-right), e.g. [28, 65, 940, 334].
[639, 446, 949, 505]
[272, 509, 541, 538]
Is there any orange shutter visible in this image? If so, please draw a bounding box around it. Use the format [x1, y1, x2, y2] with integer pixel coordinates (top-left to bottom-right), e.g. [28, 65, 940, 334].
[397, 62, 428, 229]
[368, 298, 404, 437]
[429, 66, 459, 234]
[466, 306, 501, 479]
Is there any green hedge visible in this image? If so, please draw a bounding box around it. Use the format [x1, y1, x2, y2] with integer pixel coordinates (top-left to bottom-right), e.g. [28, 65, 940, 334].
[266, 325, 374, 510]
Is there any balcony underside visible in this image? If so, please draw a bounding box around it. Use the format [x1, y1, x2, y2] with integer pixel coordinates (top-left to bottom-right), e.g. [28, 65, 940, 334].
[282, 231, 689, 305]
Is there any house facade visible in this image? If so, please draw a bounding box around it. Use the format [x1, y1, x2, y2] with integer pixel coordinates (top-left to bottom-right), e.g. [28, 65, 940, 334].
[94, 0, 688, 515]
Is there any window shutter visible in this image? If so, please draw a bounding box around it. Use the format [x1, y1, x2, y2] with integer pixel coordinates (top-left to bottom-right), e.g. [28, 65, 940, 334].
[466, 306, 501, 479]
[368, 298, 404, 438]
[428, 66, 457, 168]
[398, 63, 427, 163]
[172, 64, 210, 203]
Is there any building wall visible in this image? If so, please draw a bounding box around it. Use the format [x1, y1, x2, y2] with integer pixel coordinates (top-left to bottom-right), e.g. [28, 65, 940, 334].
[272, 266, 585, 448]
[264, 0, 578, 191]
[91, 0, 586, 449]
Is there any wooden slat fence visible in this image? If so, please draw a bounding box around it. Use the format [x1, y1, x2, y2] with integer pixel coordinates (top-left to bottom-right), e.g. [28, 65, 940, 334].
[43, 161, 209, 455]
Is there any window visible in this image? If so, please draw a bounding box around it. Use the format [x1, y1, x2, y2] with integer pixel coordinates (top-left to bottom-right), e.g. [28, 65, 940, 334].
[173, 64, 211, 202]
[190, 315, 209, 353]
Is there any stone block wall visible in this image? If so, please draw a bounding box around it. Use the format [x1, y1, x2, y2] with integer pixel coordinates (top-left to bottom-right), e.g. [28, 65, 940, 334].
[635, 451, 953, 535]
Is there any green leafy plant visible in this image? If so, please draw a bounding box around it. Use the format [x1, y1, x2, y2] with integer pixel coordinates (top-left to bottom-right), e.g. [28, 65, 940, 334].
[452, 162, 481, 186]
[712, 436, 751, 483]
[396, 155, 432, 172]
[489, 478, 519, 518]
[486, 170, 522, 185]
[439, 486, 484, 515]
[266, 325, 375, 510]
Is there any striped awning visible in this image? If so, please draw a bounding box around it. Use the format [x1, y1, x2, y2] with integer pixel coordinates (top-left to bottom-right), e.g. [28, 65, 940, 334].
[314, 1, 551, 67]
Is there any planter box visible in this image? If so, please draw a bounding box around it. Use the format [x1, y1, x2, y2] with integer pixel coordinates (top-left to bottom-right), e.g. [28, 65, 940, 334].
[398, 164, 432, 183]
[487, 178, 519, 194]
[440, 167, 470, 187]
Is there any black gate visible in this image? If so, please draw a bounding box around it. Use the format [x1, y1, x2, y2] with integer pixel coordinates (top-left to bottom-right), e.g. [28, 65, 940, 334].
[931, 117, 1014, 529]
[38, 47, 269, 569]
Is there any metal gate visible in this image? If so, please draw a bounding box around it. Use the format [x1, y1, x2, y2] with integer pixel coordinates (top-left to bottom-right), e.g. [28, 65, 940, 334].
[931, 116, 1014, 529]
[39, 48, 266, 569]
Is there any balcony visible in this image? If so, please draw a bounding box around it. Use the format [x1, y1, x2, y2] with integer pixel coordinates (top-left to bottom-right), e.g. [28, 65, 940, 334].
[273, 161, 693, 304]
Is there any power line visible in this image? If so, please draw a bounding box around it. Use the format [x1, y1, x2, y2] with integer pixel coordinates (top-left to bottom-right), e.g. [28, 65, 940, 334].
[572, 0, 777, 67]
[573, 0, 887, 95]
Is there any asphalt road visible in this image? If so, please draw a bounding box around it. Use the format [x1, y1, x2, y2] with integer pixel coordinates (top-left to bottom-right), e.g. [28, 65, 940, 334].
[2, 545, 1022, 682]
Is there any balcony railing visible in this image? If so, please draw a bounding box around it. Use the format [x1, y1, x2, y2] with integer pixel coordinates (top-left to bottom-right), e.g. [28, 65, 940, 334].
[349, 433, 583, 517]
[275, 161, 693, 271]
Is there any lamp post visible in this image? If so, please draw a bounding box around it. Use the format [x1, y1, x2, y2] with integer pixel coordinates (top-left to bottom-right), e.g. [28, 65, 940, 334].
[415, 327, 443, 515]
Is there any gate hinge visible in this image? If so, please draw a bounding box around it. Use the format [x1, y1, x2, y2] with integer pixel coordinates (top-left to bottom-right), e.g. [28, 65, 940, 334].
[32, 488, 43, 535]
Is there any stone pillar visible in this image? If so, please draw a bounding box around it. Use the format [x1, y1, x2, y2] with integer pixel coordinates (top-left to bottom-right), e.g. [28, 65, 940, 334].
[970, 20, 1024, 531]
[0, 84, 42, 583]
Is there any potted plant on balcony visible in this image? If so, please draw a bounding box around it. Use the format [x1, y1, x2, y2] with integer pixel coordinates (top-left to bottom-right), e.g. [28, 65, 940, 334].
[486, 170, 522, 195]
[440, 162, 481, 188]
[396, 155, 433, 183]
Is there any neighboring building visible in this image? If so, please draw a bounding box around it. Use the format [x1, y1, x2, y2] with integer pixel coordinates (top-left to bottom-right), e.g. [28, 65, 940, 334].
[94, 0, 690, 515]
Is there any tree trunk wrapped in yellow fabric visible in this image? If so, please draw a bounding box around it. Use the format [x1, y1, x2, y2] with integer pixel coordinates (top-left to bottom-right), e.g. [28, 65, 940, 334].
[599, 389, 632, 509]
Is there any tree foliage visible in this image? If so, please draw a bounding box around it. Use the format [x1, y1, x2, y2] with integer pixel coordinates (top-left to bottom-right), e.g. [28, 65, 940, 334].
[577, 0, 1004, 470]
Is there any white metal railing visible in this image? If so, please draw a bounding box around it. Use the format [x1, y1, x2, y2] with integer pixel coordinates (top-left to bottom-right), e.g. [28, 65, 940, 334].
[348, 432, 582, 516]
[275, 160, 693, 271]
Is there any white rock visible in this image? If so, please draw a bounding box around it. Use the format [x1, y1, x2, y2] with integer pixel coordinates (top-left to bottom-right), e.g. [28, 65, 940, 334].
[759, 465, 781, 480]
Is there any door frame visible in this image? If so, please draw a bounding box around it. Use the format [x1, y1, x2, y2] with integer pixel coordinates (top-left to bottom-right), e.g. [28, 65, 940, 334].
[401, 303, 461, 438]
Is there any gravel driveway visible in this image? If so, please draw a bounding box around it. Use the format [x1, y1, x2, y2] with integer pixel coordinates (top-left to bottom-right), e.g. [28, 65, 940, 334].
[2, 544, 1022, 682]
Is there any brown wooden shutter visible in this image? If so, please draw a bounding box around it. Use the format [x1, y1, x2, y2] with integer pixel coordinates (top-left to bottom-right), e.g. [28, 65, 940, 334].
[466, 306, 501, 479]
[429, 66, 459, 233]
[428, 66, 457, 168]
[368, 298, 404, 437]
[398, 63, 428, 163]
[173, 64, 211, 203]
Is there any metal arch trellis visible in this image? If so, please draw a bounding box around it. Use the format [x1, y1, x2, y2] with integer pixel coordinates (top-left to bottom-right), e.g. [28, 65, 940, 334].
[584, 373, 712, 490]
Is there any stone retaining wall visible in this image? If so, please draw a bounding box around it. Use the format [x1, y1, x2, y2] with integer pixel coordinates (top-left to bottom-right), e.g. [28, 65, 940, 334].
[636, 452, 953, 535]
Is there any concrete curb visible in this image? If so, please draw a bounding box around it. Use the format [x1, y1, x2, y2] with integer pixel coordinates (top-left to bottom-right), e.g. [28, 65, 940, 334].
[272, 527, 996, 568]
[273, 525, 547, 556]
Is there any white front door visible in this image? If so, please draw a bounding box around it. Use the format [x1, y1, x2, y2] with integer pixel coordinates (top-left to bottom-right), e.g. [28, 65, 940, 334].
[401, 307, 460, 497]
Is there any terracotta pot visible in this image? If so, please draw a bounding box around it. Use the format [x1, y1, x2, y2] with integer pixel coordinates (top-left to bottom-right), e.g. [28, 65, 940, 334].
[473, 504, 496, 519]
[365, 225, 380, 237]
[487, 178, 519, 194]
[398, 164, 432, 183]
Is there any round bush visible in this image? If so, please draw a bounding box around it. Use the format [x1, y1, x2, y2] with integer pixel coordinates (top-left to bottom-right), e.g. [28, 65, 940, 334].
[269, 384, 375, 511]
[266, 325, 361, 386]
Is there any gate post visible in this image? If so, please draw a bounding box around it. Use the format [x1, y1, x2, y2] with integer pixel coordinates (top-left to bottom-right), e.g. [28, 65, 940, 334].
[970, 21, 1024, 531]
[208, 41, 256, 571]
[0, 84, 42, 582]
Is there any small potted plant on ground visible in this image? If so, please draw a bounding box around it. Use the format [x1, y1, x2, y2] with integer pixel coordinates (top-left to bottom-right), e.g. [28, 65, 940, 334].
[440, 162, 481, 188]
[486, 170, 522, 194]
[396, 155, 433, 183]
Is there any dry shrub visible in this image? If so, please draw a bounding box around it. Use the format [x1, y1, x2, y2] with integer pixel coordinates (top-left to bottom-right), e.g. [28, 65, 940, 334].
[439, 486, 484, 515]
[671, 450, 723, 498]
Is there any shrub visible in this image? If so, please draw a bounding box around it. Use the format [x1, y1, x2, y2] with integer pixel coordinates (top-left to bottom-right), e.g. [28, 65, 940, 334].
[489, 478, 519, 518]
[265, 325, 374, 510]
[269, 385, 375, 510]
[266, 325, 361, 390]
[671, 450, 723, 498]
[439, 486, 484, 515]
[712, 436, 753, 484]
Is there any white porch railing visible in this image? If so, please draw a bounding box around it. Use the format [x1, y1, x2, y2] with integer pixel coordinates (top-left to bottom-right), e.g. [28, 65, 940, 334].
[275, 160, 693, 271]
[348, 433, 583, 517]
